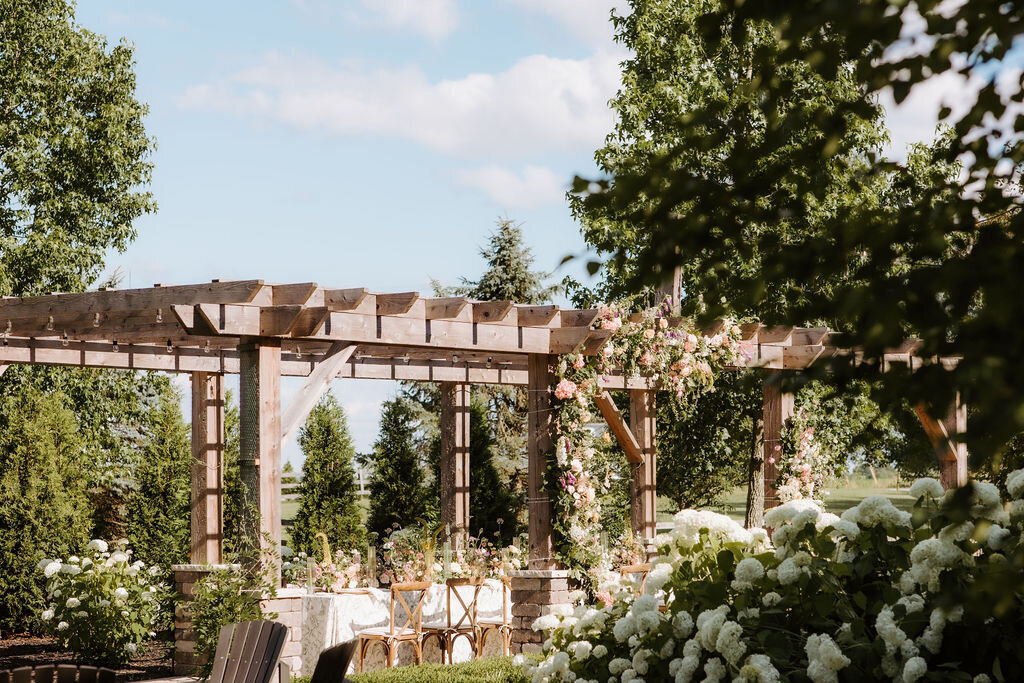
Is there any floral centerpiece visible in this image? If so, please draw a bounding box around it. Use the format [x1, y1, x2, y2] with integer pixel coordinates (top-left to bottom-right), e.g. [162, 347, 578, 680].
[521, 471, 1024, 682]
[378, 524, 432, 585]
[38, 539, 166, 666]
[550, 302, 744, 582]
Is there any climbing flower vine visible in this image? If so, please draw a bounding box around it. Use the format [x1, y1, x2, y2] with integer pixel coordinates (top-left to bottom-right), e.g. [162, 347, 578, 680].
[548, 303, 745, 580]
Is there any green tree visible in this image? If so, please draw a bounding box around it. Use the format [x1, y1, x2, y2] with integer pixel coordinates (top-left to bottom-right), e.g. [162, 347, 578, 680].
[0, 388, 90, 632]
[368, 398, 429, 539]
[125, 381, 191, 575]
[222, 390, 242, 554]
[290, 395, 366, 556]
[0, 0, 156, 296]
[576, 0, 1024, 464]
[448, 218, 560, 304]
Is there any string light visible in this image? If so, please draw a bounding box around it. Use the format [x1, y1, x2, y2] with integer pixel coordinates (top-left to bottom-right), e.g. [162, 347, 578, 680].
[156, 308, 163, 323]
[93, 312, 101, 327]
[62, 331, 69, 347]
[204, 340, 211, 354]
[46, 316, 54, 331]
[3, 320, 10, 338]
[166, 339, 173, 354]
[295, 346, 302, 359]
[112, 340, 119, 353]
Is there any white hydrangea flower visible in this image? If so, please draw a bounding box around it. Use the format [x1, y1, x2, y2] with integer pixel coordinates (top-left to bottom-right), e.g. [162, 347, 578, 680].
[532, 613, 561, 631]
[908, 478, 944, 499]
[714, 621, 746, 665]
[739, 653, 781, 683]
[592, 644, 607, 658]
[843, 496, 911, 528]
[695, 606, 729, 651]
[876, 606, 908, 653]
[764, 499, 822, 529]
[43, 561, 62, 578]
[902, 656, 927, 682]
[805, 633, 850, 683]
[65, 597, 80, 609]
[1006, 468, 1024, 499]
[41, 609, 54, 621]
[672, 610, 694, 638]
[609, 657, 631, 675]
[56, 621, 69, 631]
[113, 587, 130, 600]
[731, 558, 765, 590]
[702, 657, 727, 683]
[762, 592, 782, 607]
[86, 539, 108, 553]
[776, 557, 803, 585]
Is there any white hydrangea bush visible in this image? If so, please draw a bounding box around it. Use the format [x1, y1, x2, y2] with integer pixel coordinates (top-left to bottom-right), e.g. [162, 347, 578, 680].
[519, 473, 1024, 682]
[38, 539, 166, 666]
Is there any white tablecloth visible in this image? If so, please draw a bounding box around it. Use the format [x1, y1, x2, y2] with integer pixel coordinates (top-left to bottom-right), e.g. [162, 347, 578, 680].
[300, 579, 508, 674]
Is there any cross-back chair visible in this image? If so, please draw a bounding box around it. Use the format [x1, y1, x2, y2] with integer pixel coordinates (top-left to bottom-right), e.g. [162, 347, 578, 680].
[0, 665, 115, 683]
[423, 576, 484, 663]
[477, 575, 513, 657]
[357, 580, 431, 671]
[620, 563, 651, 597]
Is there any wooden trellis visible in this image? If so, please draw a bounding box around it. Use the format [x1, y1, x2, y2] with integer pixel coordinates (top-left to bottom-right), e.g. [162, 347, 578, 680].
[0, 280, 964, 574]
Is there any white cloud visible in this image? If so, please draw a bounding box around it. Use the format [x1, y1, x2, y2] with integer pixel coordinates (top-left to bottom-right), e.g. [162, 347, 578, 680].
[177, 50, 621, 160]
[454, 164, 567, 208]
[506, 0, 628, 47]
[292, 0, 458, 40]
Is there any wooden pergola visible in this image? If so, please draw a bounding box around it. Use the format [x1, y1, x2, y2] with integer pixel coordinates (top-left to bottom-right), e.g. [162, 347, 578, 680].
[0, 280, 966, 574]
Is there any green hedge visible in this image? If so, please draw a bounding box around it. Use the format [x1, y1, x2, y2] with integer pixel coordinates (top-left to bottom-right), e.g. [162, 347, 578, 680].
[293, 656, 529, 683]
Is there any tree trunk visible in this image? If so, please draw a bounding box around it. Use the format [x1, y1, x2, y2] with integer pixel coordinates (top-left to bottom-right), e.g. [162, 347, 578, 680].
[744, 417, 765, 528]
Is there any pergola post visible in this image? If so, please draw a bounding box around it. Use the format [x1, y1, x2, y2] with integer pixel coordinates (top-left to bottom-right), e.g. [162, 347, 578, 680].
[915, 393, 968, 489]
[629, 389, 657, 541]
[238, 338, 282, 580]
[526, 354, 556, 568]
[762, 372, 794, 511]
[440, 382, 471, 546]
[510, 353, 569, 655]
[190, 372, 224, 564]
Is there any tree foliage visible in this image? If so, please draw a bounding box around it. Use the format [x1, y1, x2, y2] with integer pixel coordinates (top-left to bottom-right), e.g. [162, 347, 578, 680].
[290, 394, 366, 555]
[125, 382, 191, 576]
[577, 0, 1024, 463]
[0, 387, 90, 632]
[0, 0, 156, 296]
[368, 398, 430, 539]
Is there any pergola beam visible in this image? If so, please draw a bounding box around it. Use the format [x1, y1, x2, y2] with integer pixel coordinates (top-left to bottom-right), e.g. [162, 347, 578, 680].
[279, 343, 356, 449]
[594, 391, 644, 464]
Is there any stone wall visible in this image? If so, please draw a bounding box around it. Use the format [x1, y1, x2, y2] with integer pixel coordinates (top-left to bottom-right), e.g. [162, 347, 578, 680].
[171, 564, 304, 676]
[509, 569, 570, 655]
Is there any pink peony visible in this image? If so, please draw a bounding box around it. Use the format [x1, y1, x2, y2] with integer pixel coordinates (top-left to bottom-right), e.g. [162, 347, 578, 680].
[554, 378, 578, 400]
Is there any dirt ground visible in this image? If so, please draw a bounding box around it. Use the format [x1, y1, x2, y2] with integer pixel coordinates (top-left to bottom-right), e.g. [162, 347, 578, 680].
[0, 635, 173, 681]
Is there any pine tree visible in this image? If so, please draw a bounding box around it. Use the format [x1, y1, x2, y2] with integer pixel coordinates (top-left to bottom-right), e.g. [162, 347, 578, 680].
[290, 395, 365, 556]
[455, 218, 559, 304]
[368, 398, 429, 539]
[125, 383, 191, 574]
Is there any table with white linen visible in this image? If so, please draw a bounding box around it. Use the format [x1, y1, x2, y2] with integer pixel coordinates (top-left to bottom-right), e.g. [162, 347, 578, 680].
[301, 579, 508, 674]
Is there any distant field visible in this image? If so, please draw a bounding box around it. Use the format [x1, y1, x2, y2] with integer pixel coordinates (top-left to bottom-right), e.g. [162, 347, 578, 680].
[658, 471, 915, 523]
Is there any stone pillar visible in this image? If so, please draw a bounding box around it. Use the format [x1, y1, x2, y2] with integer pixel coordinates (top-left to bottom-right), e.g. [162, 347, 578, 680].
[509, 569, 570, 655]
[440, 382, 471, 545]
[191, 372, 224, 564]
[762, 371, 794, 511]
[238, 338, 282, 580]
[629, 389, 657, 541]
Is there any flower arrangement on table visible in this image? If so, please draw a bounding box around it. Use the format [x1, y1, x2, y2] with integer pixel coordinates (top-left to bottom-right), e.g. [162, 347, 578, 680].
[550, 302, 744, 583]
[522, 472, 1024, 683]
[378, 524, 432, 585]
[282, 534, 368, 591]
[37, 539, 166, 666]
[447, 532, 526, 578]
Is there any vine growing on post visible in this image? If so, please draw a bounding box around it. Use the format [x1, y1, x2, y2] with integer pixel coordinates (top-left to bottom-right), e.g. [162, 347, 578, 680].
[548, 303, 745, 584]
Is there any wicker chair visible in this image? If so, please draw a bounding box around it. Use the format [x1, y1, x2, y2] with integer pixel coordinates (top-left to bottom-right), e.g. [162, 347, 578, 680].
[422, 576, 484, 664]
[357, 581, 431, 671]
[477, 575, 513, 656]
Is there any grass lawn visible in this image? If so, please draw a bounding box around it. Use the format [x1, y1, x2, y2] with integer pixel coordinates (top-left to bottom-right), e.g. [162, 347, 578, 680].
[657, 471, 915, 524]
[280, 496, 370, 547]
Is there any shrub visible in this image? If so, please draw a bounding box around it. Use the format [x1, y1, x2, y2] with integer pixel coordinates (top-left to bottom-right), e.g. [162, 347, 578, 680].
[38, 539, 165, 666]
[523, 473, 1024, 682]
[0, 387, 90, 632]
[189, 545, 279, 677]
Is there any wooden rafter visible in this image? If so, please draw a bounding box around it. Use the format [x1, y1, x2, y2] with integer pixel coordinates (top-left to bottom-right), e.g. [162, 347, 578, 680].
[594, 391, 644, 464]
[280, 343, 357, 449]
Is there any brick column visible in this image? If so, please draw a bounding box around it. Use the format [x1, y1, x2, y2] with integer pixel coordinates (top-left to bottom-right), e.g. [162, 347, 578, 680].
[509, 569, 570, 655]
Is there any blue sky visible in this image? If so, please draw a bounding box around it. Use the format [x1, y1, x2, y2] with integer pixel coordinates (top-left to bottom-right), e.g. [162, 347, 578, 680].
[71, 0, 1008, 464]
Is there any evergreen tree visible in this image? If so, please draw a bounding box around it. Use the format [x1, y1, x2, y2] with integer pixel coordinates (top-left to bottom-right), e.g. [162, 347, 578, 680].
[125, 382, 191, 574]
[0, 388, 90, 632]
[222, 390, 242, 554]
[368, 398, 429, 539]
[451, 218, 560, 304]
[290, 395, 366, 556]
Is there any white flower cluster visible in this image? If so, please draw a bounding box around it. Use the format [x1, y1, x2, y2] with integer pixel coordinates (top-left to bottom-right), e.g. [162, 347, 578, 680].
[805, 633, 850, 683]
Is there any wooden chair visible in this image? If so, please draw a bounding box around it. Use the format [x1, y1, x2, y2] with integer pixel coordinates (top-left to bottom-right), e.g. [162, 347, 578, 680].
[620, 563, 651, 597]
[208, 620, 290, 683]
[0, 665, 115, 683]
[309, 640, 357, 683]
[423, 577, 484, 664]
[357, 581, 431, 671]
[477, 575, 513, 657]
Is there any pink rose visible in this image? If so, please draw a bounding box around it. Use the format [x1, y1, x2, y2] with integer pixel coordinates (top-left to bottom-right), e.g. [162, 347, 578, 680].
[554, 378, 578, 400]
